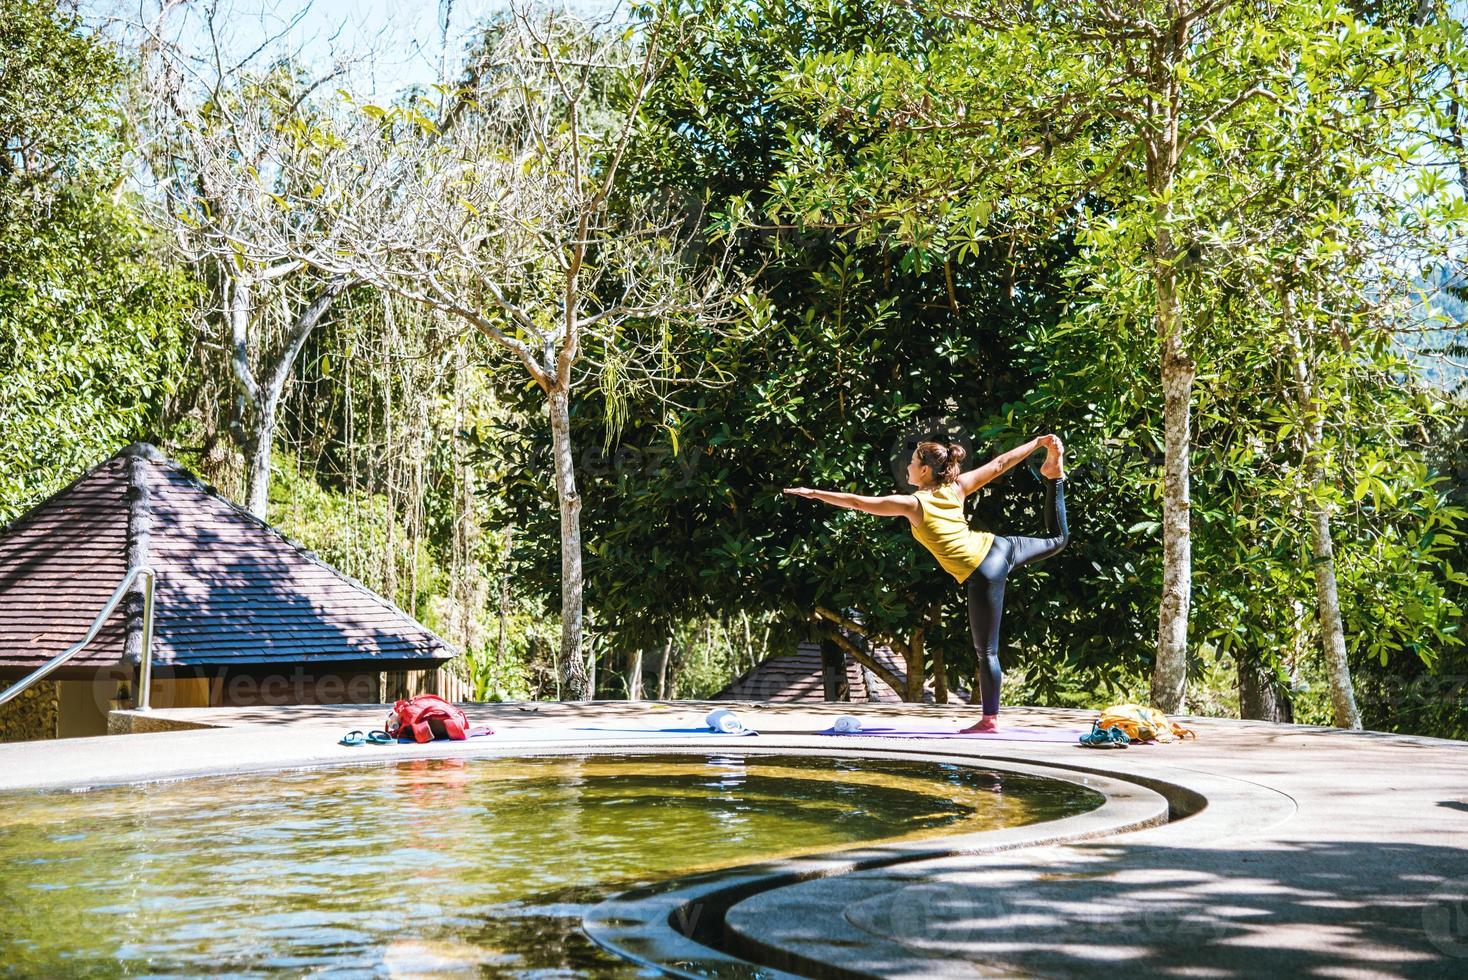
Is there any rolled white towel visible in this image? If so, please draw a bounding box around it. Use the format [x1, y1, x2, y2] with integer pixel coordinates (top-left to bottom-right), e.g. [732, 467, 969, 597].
[832, 715, 863, 734]
[706, 708, 746, 734]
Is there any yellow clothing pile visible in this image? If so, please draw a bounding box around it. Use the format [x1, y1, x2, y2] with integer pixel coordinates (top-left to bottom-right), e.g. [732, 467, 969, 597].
[1096, 703, 1197, 743]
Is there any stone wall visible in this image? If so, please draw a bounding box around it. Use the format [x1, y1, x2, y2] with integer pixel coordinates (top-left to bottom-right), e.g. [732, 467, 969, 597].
[0, 680, 58, 742]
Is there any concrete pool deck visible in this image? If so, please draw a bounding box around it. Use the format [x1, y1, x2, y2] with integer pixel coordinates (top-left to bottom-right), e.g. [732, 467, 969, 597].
[2, 701, 1466, 977]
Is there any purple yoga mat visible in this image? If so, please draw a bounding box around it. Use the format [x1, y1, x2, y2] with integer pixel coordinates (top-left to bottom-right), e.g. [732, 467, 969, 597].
[494, 726, 759, 741]
[816, 725, 1086, 744]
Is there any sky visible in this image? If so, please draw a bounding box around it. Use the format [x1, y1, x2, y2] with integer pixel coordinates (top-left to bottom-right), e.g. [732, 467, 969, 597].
[81, 0, 625, 99]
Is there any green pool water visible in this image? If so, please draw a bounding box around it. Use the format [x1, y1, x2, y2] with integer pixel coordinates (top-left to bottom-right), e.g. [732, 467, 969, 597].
[0, 752, 1102, 977]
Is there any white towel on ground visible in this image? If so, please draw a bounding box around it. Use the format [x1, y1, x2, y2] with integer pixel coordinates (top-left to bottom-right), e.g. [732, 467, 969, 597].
[705, 708, 748, 734]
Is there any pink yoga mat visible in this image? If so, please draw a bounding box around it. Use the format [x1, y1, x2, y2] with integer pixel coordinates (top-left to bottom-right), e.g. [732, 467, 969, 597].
[817, 725, 1086, 744]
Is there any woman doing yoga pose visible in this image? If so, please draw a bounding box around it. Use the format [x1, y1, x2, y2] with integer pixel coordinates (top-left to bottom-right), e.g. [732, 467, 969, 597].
[783, 434, 1069, 732]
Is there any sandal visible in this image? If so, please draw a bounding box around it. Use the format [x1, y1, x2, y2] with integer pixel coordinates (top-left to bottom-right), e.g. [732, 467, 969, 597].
[365, 730, 395, 745]
[339, 730, 366, 746]
[1079, 720, 1129, 748]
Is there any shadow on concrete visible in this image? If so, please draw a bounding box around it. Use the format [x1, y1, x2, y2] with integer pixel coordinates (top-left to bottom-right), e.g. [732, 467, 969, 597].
[752, 838, 1468, 978]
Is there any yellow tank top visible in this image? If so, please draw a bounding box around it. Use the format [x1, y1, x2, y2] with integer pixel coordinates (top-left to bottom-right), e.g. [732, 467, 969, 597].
[910, 482, 995, 585]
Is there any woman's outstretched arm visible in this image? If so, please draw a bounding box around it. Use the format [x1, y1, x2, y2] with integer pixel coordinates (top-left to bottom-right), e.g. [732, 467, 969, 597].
[783, 487, 920, 520]
[955, 435, 1053, 498]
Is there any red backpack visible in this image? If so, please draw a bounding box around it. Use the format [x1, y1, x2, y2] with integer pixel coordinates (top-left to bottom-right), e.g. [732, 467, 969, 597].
[385, 694, 493, 743]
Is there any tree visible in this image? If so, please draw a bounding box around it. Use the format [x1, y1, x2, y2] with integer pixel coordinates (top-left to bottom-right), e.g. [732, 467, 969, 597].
[546, 0, 1123, 704]
[293, 1, 760, 699]
[760, 0, 1457, 713]
[135, 0, 365, 518]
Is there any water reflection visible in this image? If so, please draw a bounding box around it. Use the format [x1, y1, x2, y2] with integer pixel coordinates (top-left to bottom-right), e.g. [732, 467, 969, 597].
[0, 753, 1100, 976]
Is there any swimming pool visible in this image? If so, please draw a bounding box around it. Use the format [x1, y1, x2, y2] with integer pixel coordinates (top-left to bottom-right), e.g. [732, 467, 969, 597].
[0, 752, 1103, 976]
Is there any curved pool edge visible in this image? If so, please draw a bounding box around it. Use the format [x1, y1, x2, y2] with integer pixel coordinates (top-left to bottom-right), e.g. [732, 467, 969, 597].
[713, 754, 1299, 980]
[580, 752, 1172, 980]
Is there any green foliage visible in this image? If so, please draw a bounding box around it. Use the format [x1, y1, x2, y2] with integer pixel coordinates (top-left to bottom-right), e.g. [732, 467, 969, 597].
[1353, 403, 1468, 740]
[264, 450, 436, 608]
[720, 0, 1467, 725]
[0, 194, 196, 525]
[666, 624, 743, 699]
[0, 0, 124, 197]
[464, 613, 550, 703]
[0, 0, 197, 525]
[535, 0, 1113, 702]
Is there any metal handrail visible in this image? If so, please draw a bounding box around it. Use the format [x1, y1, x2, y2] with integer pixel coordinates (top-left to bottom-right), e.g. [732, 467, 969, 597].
[0, 566, 157, 711]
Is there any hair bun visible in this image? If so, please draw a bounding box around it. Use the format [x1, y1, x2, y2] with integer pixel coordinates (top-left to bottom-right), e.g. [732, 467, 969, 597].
[914, 438, 964, 486]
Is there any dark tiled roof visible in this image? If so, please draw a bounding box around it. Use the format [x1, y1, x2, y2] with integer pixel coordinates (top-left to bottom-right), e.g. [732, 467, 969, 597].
[0, 444, 454, 670]
[0, 456, 131, 668]
[714, 640, 909, 703]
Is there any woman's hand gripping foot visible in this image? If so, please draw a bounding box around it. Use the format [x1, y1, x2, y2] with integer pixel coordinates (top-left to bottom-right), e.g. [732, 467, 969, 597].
[1039, 434, 1066, 480]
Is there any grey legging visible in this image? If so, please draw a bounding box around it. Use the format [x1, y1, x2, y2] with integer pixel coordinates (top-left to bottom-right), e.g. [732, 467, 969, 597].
[964, 476, 1069, 716]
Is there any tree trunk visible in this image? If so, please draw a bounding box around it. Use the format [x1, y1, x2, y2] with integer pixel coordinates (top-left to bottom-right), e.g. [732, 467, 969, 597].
[548, 386, 589, 700]
[1238, 653, 1293, 722]
[226, 274, 267, 516]
[1154, 321, 1196, 712]
[243, 414, 275, 519]
[656, 636, 672, 700]
[626, 647, 643, 700]
[1148, 36, 1194, 712]
[1306, 499, 1361, 728]
[741, 610, 753, 676]
[1281, 287, 1361, 729]
[496, 585, 507, 674]
[905, 627, 927, 702]
[236, 277, 347, 519]
[587, 608, 598, 697]
[814, 607, 907, 698]
[930, 641, 949, 705]
[821, 626, 905, 697]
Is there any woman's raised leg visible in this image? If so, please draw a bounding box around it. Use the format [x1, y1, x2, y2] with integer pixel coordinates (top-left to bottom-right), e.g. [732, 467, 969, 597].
[1008, 477, 1070, 567]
